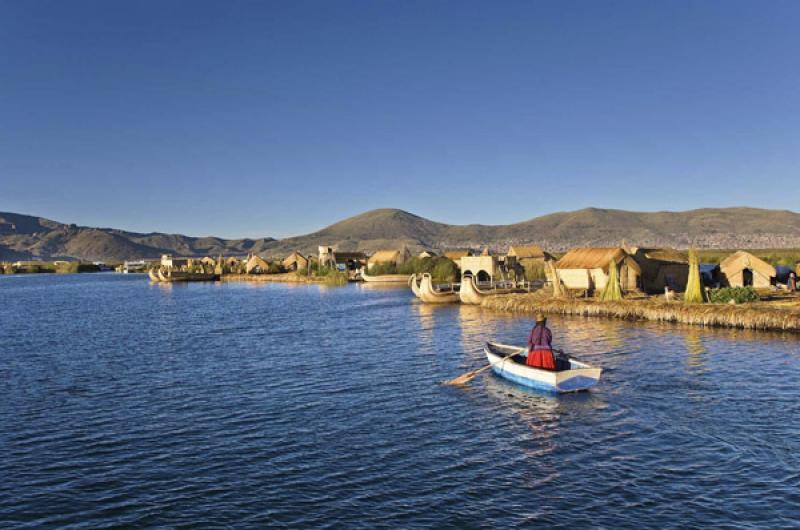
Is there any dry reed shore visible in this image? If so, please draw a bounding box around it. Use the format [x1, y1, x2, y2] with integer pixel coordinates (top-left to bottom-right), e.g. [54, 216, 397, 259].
[481, 293, 800, 332]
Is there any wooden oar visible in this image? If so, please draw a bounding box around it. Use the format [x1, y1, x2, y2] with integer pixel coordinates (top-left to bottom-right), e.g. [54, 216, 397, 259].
[442, 347, 523, 386]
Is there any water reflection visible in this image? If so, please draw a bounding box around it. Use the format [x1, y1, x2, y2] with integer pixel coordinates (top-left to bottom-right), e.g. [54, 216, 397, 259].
[685, 328, 709, 373]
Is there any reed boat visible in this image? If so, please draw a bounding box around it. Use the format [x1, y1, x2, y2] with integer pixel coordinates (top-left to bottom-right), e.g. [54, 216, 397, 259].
[361, 270, 412, 283]
[484, 342, 602, 393]
[459, 274, 523, 305]
[148, 270, 161, 282]
[418, 273, 460, 304]
[409, 273, 422, 298]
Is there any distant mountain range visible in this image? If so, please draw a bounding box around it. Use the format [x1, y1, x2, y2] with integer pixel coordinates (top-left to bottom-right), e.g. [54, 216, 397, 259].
[2, 207, 800, 262]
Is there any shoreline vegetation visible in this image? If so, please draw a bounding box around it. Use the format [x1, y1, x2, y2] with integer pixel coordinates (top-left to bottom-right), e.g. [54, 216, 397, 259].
[1, 262, 102, 274]
[481, 291, 800, 332]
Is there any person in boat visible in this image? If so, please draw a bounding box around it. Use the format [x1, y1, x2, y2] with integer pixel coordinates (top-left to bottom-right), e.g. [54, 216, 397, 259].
[526, 313, 571, 371]
[527, 313, 557, 370]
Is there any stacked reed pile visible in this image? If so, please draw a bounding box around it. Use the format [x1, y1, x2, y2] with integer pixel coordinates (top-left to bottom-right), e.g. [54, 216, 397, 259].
[481, 293, 800, 332]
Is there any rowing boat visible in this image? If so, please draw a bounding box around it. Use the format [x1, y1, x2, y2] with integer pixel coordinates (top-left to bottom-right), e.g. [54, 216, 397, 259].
[418, 273, 460, 303]
[459, 274, 523, 304]
[484, 342, 602, 393]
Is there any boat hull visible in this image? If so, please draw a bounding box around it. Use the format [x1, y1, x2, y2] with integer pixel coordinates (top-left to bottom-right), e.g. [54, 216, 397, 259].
[148, 270, 161, 282]
[459, 275, 521, 304]
[410, 274, 422, 298]
[157, 270, 218, 282]
[419, 273, 459, 303]
[485, 342, 602, 393]
[361, 272, 412, 283]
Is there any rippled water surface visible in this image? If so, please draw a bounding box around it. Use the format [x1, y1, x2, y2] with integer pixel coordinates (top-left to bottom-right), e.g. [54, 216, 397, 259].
[2, 274, 800, 528]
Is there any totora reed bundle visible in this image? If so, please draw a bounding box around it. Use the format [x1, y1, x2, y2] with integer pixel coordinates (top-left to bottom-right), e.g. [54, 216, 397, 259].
[599, 258, 623, 302]
[684, 249, 706, 304]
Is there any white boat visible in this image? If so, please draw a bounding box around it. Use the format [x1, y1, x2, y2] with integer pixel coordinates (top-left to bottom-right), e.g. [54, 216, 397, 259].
[459, 274, 522, 305]
[361, 270, 412, 283]
[418, 273, 460, 304]
[157, 269, 217, 282]
[484, 342, 602, 393]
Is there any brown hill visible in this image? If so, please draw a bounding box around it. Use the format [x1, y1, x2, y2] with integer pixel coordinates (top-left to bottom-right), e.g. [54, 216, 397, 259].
[2, 207, 800, 262]
[267, 207, 800, 255]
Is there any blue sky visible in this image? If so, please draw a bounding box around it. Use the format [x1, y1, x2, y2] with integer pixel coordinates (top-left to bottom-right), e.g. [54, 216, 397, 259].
[1, 0, 798, 238]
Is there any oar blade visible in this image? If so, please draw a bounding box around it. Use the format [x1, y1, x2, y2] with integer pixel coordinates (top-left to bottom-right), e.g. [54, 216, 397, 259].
[442, 369, 479, 386]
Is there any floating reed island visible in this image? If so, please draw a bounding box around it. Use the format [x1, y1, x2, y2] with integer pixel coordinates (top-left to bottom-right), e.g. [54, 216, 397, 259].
[481, 291, 800, 332]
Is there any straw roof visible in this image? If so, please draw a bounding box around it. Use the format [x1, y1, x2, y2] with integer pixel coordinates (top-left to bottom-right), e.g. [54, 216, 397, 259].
[245, 255, 270, 274]
[283, 251, 308, 268]
[507, 245, 546, 259]
[368, 250, 401, 265]
[556, 247, 641, 273]
[444, 250, 471, 260]
[720, 251, 776, 278]
[639, 248, 688, 264]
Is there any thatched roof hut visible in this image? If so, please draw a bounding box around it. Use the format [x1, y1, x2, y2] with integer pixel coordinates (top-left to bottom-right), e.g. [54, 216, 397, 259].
[632, 248, 689, 293]
[283, 251, 309, 271]
[720, 251, 776, 288]
[556, 247, 642, 292]
[367, 248, 411, 270]
[507, 245, 552, 260]
[245, 255, 270, 274]
[506, 245, 553, 278]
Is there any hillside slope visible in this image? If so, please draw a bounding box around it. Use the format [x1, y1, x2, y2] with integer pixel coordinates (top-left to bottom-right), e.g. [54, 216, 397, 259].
[0, 212, 276, 262]
[2, 207, 799, 261]
[267, 207, 800, 255]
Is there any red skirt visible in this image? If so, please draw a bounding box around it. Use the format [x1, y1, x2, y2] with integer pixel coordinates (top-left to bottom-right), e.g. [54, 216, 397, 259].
[527, 348, 556, 370]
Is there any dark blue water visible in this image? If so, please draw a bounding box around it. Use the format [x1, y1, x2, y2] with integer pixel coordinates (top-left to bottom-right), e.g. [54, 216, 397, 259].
[1, 274, 799, 528]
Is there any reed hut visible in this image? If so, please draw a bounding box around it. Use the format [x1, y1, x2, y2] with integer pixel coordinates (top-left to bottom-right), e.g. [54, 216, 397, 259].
[283, 251, 309, 272]
[367, 248, 411, 271]
[632, 248, 689, 293]
[200, 256, 216, 267]
[719, 251, 776, 288]
[245, 255, 270, 274]
[555, 247, 642, 293]
[506, 245, 553, 279]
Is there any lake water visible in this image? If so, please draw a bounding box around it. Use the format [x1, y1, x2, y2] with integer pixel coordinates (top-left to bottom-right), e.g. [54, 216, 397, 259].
[1, 274, 799, 528]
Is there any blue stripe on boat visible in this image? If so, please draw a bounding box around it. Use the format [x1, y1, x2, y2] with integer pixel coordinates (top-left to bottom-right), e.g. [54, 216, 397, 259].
[491, 366, 559, 393]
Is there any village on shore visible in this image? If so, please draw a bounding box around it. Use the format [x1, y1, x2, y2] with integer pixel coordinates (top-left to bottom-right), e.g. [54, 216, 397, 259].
[4, 243, 800, 332]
